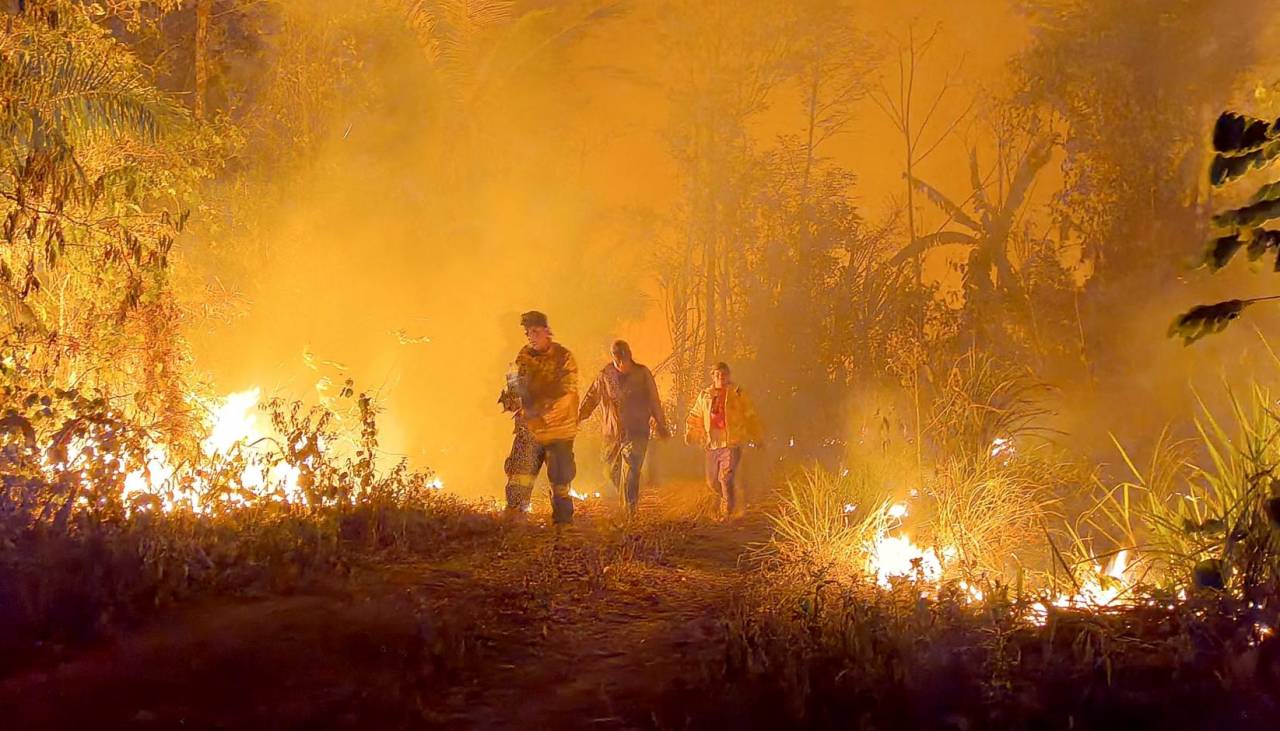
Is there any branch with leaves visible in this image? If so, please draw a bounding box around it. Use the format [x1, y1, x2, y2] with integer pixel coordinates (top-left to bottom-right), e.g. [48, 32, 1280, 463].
[1173, 111, 1280, 343]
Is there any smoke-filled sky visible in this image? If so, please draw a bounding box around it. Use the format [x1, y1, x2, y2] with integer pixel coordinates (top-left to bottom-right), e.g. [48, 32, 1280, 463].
[182, 0, 1280, 496]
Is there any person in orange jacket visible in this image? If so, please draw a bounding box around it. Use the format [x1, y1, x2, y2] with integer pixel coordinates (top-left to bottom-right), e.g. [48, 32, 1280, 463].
[684, 362, 762, 520]
[499, 311, 579, 524]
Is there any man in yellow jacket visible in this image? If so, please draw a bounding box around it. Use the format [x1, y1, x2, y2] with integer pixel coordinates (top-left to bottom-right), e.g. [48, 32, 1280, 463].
[499, 311, 580, 524]
[684, 362, 762, 520]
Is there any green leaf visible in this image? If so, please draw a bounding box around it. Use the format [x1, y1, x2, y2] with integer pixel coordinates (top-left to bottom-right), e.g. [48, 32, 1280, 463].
[1168, 300, 1250, 345]
[1204, 232, 1243, 270]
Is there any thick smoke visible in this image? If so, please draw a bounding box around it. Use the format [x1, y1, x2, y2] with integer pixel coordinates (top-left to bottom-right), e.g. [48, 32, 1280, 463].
[182, 0, 1280, 498]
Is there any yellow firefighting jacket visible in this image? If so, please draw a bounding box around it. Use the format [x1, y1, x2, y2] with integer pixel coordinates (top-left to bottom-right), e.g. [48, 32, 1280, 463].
[684, 384, 762, 448]
[515, 342, 579, 443]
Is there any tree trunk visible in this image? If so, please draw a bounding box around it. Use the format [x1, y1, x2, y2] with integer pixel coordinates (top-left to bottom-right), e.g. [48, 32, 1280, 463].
[194, 0, 212, 119]
[703, 123, 718, 370]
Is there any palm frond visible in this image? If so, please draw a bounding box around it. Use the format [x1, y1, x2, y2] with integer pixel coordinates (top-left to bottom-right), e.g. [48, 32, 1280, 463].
[0, 14, 182, 146]
[908, 174, 982, 232]
[889, 230, 977, 265]
[969, 147, 994, 224]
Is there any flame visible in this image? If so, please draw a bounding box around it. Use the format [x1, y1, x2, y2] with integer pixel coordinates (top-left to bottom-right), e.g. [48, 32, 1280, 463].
[1029, 549, 1136, 623]
[860, 499, 1139, 617]
[118, 388, 307, 513]
[203, 388, 264, 454]
[863, 500, 949, 589]
[868, 533, 944, 588]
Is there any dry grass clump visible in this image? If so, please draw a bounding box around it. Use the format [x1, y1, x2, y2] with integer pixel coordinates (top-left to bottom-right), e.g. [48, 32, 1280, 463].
[925, 449, 1065, 579]
[1069, 382, 1280, 599]
[752, 464, 891, 581]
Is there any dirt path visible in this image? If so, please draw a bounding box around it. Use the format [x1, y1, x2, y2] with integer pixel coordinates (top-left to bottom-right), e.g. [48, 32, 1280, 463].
[438, 513, 766, 730]
[0, 490, 768, 730]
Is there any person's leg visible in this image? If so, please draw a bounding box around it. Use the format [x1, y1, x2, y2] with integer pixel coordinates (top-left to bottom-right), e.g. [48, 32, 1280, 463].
[621, 436, 649, 516]
[724, 446, 745, 517]
[711, 447, 732, 519]
[704, 448, 717, 494]
[704, 448, 722, 518]
[546, 440, 577, 525]
[602, 439, 624, 506]
[504, 425, 542, 514]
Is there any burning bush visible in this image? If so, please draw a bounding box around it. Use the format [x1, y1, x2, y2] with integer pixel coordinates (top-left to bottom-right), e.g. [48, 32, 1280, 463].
[758, 443, 1069, 599]
[0, 377, 492, 667]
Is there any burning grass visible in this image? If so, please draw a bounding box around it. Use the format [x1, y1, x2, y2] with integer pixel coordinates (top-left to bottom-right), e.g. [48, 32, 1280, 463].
[754, 453, 1061, 600]
[0, 379, 501, 669]
[666, 378, 1280, 728]
[659, 573, 1280, 730]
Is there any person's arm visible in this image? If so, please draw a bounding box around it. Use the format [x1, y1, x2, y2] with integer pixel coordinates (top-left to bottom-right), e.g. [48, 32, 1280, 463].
[640, 368, 670, 437]
[739, 388, 763, 444]
[559, 349, 580, 419]
[645, 368, 670, 438]
[578, 371, 601, 423]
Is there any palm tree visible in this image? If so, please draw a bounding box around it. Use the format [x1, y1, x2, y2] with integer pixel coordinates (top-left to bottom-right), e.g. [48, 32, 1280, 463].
[1, 5, 190, 339]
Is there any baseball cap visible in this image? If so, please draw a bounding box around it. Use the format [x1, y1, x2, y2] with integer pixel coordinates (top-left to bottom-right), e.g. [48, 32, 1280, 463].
[520, 310, 549, 329]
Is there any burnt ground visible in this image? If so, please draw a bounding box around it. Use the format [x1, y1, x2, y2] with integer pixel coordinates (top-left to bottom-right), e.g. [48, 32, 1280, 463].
[0, 483, 765, 730]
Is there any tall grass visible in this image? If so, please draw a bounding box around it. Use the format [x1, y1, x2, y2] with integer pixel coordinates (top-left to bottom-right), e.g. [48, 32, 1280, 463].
[926, 449, 1061, 578]
[1078, 382, 1280, 597]
[753, 464, 892, 581]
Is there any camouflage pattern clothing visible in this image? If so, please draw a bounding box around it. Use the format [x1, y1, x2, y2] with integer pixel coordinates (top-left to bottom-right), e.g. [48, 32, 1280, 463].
[503, 418, 576, 521]
[499, 345, 579, 524]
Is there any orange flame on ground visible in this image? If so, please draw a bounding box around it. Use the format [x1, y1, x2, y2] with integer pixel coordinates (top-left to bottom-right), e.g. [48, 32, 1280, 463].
[119, 388, 304, 513]
[862, 499, 1137, 617]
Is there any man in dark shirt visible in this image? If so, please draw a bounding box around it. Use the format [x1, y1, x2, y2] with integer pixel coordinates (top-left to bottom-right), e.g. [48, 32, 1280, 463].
[578, 340, 670, 516]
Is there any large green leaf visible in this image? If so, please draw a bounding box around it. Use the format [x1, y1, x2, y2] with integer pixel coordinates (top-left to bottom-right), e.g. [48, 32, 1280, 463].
[1210, 195, 1280, 230]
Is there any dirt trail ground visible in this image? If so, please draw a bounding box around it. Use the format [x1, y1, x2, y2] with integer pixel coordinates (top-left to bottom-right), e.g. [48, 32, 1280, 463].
[0, 487, 768, 730]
